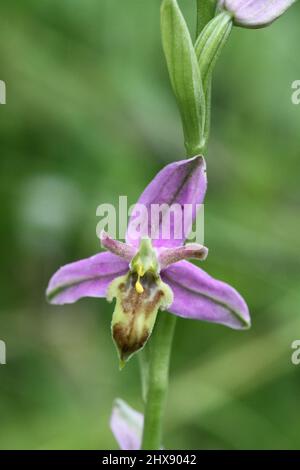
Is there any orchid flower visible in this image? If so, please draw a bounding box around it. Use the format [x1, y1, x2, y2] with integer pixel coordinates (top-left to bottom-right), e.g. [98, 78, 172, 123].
[218, 0, 296, 28]
[46, 156, 250, 366]
[110, 399, 143, 450]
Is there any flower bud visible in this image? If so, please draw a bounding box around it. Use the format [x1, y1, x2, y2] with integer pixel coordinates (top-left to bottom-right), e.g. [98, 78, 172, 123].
[218, 0, 296, 28]
[161, 0, 205, 155]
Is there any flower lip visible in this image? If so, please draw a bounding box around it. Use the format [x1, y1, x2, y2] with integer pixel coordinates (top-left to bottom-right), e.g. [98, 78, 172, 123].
[108, 269, 173, 366]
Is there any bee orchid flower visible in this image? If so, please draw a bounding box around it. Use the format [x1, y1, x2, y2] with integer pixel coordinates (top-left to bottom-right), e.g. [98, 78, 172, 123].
[46, 156, 250, 366]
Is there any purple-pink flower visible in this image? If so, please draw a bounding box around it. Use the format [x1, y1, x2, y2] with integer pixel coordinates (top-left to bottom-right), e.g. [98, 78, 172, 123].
[46, 156, 250, 364]
[219, 0, 296, 28]
[110, 399, 143, 450]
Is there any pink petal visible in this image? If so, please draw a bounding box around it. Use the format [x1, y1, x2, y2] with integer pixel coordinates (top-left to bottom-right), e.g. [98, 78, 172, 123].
[220, 0, 295, 28]
[110, 399, 143, 450]
[126, 156, 207, 249]
[162, 261, 250, 329]
[46, 252, 128, 305]
[158, 243, 208, 269]
[100, 230, 136, 261]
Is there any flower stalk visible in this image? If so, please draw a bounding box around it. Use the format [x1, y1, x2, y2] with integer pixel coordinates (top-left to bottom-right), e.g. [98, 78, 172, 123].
[196, 0, 218, 36]
[141, 313, 177, 450]
[45, 0, 298, 450]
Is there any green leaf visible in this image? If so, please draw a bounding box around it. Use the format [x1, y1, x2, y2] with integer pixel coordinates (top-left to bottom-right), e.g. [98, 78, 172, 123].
[161, 0, 206, 156]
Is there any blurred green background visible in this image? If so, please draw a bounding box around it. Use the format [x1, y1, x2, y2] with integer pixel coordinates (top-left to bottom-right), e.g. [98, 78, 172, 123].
[0, 0, 300, 450]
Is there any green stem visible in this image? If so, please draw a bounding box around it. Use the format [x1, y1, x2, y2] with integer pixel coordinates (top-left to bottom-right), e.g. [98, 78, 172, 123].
[141, 313, 177, 450]
[138, 346, 150, 404]
[196, 0, 218, 38]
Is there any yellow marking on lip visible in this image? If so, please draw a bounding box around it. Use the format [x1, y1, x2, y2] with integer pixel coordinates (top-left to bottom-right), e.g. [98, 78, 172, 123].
[135, 266, 145, 294]
[135, 279, 144, 294]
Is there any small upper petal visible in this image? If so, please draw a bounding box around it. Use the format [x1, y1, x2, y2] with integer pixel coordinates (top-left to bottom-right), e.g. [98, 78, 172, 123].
[158, 243, 208, 270]
[162, 260, 250, 329]
[126, 156, 207, 249]
[219, 0, 296, 28]
[100, 230, 136, 261]
[46, 252, 128, 305]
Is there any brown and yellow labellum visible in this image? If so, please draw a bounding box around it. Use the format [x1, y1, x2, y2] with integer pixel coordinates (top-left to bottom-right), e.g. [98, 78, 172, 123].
[107, 271, 173, 367]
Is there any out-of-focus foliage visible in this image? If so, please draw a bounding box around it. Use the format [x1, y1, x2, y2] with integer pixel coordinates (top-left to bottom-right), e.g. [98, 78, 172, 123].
[0, 0, 299, 449]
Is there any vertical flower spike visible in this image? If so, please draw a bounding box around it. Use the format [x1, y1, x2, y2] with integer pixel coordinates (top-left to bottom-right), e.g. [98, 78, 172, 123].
[107, 238, 173, 367]
[218, 0, 296, 28]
